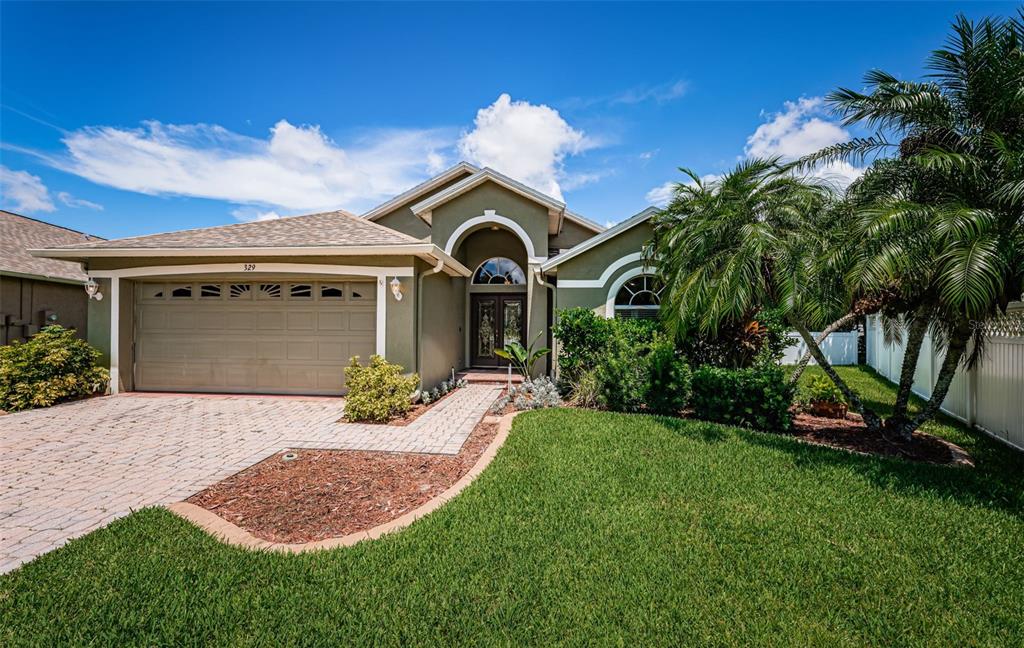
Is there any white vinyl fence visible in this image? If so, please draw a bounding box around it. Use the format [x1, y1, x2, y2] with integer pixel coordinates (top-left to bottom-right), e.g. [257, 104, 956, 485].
[865, 308, 1024, 452]
[782, 331, 860, 366]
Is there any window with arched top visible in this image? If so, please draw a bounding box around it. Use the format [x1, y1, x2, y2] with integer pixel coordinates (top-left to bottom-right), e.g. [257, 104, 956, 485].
[614, 275, 663, 319]
[473, 257, 526, 285]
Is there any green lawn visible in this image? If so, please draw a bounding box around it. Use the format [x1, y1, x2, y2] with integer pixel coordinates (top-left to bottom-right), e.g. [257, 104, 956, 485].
[2, 367, 1022, 646]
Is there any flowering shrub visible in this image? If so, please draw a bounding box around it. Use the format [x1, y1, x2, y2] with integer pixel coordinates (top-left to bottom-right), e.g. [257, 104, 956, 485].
[0, 326, 108, 412]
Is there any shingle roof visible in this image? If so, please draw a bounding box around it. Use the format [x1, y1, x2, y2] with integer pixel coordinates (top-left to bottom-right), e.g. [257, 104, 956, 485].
[1, 211, 101, 282]
[48, 210, 421, 250]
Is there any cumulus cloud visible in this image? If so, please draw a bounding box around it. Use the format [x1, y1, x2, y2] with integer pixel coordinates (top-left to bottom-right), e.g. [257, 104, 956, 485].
[745, 97, 864, 190]
[0, 165, 55, 213]
[458, 94, 596, 200]
[57, 191, 103, 211]
[38, 120, 452, 213]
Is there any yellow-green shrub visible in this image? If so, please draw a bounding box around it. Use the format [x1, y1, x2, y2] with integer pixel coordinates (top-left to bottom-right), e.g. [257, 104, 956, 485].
[343, 355, 419, 422]
[0, 326, 109, 412]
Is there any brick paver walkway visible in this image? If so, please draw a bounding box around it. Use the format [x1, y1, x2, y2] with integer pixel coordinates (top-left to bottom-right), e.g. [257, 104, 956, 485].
[0, 384, 500, 574]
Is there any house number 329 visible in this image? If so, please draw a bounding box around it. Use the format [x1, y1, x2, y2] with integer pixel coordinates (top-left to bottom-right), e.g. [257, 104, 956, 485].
[243, 263, 256, 271]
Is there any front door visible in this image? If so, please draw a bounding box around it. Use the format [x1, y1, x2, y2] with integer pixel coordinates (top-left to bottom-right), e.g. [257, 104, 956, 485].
[470, 294, 525, 367]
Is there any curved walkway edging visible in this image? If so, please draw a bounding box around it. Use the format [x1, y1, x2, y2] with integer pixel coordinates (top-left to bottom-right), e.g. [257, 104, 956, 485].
[167, 412, 519, 554]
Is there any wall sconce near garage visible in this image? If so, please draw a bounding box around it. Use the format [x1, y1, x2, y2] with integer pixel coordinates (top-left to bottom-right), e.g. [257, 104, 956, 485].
[84, 278, 104, 301]
[390, 277, 403, 301]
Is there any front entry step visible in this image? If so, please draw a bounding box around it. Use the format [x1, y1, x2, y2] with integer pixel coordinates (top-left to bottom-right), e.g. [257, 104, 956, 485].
[456, 369, 525, 385]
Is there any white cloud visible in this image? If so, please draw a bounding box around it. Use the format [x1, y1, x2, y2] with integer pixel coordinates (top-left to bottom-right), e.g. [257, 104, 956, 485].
[57, 191, 103, 211]
[230, 207, 283, 222]
[458, 94, 596, 200]
[744, 96, 865, 191]
[42, 120, 452, 213]
[0, 165, 56, 213]
[611, 80, 688, 105]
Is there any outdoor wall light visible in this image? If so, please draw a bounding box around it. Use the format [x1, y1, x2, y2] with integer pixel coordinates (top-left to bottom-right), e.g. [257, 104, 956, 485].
[84, 278, 103, 301]
[390, 277, 403, 301]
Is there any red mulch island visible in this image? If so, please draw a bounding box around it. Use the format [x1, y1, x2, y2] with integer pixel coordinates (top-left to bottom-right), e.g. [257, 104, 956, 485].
[187, 420, 499, 543]
[789, 411, 972, 466]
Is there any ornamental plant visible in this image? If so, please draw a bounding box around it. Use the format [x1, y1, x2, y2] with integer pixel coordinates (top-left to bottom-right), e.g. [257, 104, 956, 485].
[343, 355, 419, 423]
[690, 365, 795, 430]
[0, 325, 109, 412]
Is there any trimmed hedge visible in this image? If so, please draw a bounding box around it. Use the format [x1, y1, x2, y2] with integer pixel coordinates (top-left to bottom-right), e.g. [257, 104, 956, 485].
[690, 364, 794, 430]
[343, 355, 419, 423]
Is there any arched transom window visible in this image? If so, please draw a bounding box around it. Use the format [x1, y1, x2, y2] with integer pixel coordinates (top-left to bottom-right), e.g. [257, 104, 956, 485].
[614, 275, 663, 319]
[473, 257, 526, 285]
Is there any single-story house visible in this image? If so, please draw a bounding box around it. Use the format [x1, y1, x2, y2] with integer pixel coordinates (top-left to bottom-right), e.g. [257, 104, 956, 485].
[33, 163, 661, 395]
[2, 210, 103, 345]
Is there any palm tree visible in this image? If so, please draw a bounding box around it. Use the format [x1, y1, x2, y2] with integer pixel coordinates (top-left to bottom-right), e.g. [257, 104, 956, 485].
[803, 12, 1024, 440]
[649, 159, 886, 428]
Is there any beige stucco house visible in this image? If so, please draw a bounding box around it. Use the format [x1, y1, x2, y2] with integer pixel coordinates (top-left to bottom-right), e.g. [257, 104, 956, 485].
[33, 163, 661, 395]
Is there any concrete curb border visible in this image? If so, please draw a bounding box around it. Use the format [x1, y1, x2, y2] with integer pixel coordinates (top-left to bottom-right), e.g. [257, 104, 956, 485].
[167, 412, 518, 553]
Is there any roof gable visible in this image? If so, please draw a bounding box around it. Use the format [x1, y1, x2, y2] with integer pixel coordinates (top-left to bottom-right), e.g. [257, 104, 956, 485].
[541, 206, 658, 272]
[362, 162, 479, 222]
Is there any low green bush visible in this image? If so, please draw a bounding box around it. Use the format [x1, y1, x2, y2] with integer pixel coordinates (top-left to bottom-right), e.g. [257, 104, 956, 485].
[645, 337, 691, 416]
[596, 325, 689, 415]
[799, 374, 846, 405]
[343, 355, 419, 423]
[550, 307, 612, 385]
[0, 325, 109, 412]
[690, 364, 794, 430]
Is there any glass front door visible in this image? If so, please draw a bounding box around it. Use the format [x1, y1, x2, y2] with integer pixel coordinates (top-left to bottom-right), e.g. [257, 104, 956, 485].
[470, 294, 526, 367]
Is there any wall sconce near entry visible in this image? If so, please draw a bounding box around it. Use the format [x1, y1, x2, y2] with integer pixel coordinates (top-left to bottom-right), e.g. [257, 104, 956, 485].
[84, 278, 104, 301]
[390, 276, 403, 301]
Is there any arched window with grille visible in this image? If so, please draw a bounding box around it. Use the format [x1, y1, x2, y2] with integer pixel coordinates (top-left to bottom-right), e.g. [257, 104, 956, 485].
[472, 257, 526, 285]
[614, 274, 662, 319]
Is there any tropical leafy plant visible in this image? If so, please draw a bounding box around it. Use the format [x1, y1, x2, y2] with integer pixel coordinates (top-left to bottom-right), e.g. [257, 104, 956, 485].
[495, 331, 551, 380]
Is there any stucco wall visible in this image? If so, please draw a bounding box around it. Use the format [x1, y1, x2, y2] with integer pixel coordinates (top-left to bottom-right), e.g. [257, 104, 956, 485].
[1, 275, 88, 345]
[430, 182, 549, 261]
[371, 173, 471, 240]
[549, 218, 599, 254]
[554, 221, 654, 317]
[419, 270, 466, 387]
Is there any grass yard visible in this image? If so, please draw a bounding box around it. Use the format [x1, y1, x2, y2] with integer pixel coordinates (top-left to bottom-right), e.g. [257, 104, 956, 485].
[2, 367, 1022, 646]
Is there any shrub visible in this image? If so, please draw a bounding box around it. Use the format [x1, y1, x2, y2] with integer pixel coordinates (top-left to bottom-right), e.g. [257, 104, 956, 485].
[596, 325, 652, 413]
[491, 376, 562, 413]
[550, 308, 612, 385]
[0, 325, 109, 412]
[645, 337, 691, 416]
[343, 355, 419, 423]
[677, 308, 794, 368]
[799, 375, 846, 405]
[690, 364, 794, 430]
[568, 368, 601, 409]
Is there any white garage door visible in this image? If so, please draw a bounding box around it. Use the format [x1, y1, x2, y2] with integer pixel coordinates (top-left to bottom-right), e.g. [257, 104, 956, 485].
[135, 280, 376, 395]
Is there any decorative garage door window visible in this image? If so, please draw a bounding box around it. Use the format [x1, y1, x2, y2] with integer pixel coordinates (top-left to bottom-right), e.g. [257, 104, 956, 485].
[141, 281, 376, 303]
[614, 275, 663, 319]
[473, 257, 526, 285]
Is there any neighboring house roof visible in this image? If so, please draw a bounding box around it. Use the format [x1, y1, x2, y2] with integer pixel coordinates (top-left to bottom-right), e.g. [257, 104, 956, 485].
[540, 206, 659, 272]
[361, 162, 479, 221]
[0, 210, 102, 284]
[33, 209, 470, 276]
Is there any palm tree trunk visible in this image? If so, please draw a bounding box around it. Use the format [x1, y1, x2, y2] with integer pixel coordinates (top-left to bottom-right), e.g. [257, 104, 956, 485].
[790, 319, 883, 431]
[883, 313, 930, 441]
[788, 311, 859, 384]
[896, 328, 971, 438]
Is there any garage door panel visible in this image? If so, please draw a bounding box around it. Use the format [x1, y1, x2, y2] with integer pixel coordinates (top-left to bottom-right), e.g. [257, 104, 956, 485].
[136, 280, 377, 395]
[350, 312, 375, 331]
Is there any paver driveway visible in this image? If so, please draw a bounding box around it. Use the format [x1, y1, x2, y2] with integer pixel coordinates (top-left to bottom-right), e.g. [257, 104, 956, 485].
[0, 385, 500, 574]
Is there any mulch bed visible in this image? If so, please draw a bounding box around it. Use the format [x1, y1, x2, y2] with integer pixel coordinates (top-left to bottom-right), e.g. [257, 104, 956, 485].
[788, 411, 972, 466]
[186, 419, 499, 544]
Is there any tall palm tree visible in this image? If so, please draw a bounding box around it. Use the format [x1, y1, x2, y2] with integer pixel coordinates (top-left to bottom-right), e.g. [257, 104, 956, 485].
[804, 11, 1024, 440]
[649, 158, 885, 427]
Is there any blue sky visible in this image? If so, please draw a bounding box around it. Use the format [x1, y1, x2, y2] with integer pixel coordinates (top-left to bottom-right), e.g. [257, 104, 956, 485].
[0, 1, 1016, 239]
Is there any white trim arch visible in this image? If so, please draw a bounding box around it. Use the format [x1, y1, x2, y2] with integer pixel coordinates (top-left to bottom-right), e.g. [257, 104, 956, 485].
[443, 211, 543, 263]
[557, 252, 644, 289]
[605, 265, 657, 317]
